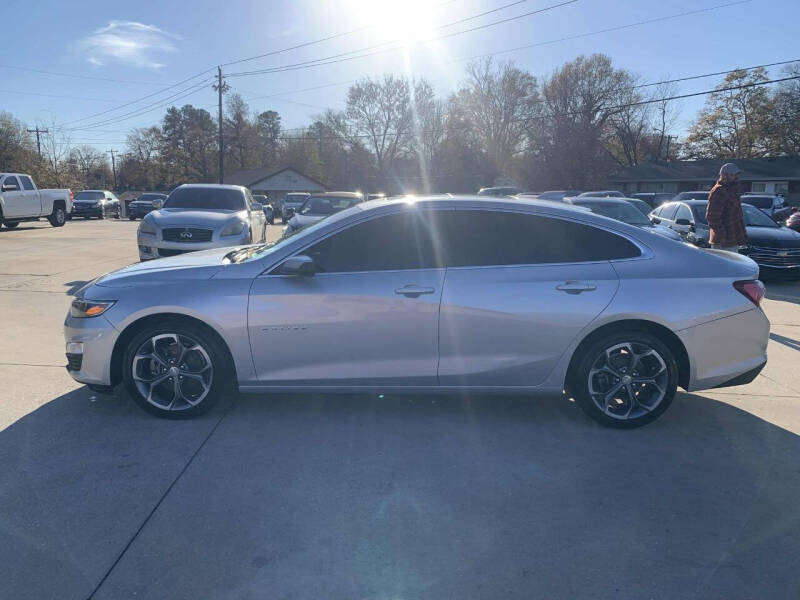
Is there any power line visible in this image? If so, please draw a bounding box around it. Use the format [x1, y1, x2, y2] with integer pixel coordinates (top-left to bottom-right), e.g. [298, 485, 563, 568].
[218, 0, 464, 68]
[0, 89, 126, 103]
[451, 0, 752, 64]
[228, 0, 749, 78]
[60, 68, 216, 127]
[227, 0, 579, 77]
[0, 64, 172, 86]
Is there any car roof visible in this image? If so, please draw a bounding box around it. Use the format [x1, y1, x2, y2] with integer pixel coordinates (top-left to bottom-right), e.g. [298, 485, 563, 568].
[569, 197, 632, 205]
[306, 191, 362, 198]
[177, 183, 245, 191]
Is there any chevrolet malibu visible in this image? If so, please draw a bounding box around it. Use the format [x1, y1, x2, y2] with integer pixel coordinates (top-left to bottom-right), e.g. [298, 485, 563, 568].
[137, 184, 266, 261]
[66, 196, 769, 428]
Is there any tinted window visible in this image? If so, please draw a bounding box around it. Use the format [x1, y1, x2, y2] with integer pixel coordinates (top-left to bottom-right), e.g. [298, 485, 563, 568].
[742, 204, 779, 228]
[675, 204, 693, 222]
[164, 187, 246, 211]
[660, 203, 679, 220]
[299, 196, 359, 216]
[3, 176, 20, 190]
[20, 176, 34, 190]
[303, 212, 441, 273]
[137, 193, 166, 202]
[74, 191, 104, 200]
[691, 205, 708, 225]
[742, 196, 773, 209]
[576, 201, 650, 225]
[442, 210, 640, 267]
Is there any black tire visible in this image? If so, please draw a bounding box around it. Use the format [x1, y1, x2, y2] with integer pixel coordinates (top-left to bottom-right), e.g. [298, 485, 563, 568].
[122, 321, 231, 419]
[571, 330, 678, 429]
[4, 221, 19, 229]
[129, 214, 136, 221]
[48, 204, 66, 227]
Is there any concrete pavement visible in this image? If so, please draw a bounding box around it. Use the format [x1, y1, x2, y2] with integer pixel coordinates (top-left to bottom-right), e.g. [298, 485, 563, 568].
[1, 219, 799, 599]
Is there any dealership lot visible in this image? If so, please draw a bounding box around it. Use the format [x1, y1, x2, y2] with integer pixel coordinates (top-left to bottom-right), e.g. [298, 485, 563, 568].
[2, 219, 800, 599]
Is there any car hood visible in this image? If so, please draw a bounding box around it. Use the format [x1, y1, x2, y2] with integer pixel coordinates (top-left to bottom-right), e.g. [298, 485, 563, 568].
[745, 225, 800, 248]
[93, 247, 237, 288]
[147, 208, 246, 228]
[288, 214, 325, 229]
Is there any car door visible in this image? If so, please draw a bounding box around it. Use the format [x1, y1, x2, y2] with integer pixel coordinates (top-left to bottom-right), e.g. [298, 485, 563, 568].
[437, 209, 631, 387]
[248, 210, 446, 386]
[18, 176, 42, 216]
[1, 176, 28, 218]
[244, 189, 264, 240]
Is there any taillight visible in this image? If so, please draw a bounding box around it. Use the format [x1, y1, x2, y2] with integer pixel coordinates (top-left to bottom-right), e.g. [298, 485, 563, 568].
[734, 280, 765, 307]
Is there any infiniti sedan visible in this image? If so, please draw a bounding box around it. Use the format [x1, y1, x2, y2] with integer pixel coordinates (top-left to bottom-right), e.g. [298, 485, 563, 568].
[137, 184, 266, 261]
[66, 195, 769, 428]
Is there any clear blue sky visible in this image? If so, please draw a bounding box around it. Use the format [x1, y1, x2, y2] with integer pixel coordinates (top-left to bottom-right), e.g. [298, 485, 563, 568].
[2, 0, 798, 152]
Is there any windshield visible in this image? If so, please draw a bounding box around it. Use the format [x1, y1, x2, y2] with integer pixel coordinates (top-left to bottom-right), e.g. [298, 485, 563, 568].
[74, 191, 104, 201]
[691, 202, 778, 228]
[164, 187, 246, 211]
[742, 203, 779, 227]
[136, 194, 166, 202]
[285, 193, 309, 203]
[578, 202, 650, 225]
[742, 196, 773, 209]
[299, 196, 359, 216]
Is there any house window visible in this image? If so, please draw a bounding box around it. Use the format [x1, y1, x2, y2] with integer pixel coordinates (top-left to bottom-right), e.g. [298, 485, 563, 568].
[751, 182, 767, 193]
[775, 182, 789, 196]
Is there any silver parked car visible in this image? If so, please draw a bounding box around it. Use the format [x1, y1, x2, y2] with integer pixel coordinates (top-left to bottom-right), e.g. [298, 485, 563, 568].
[283, 191, 363, 236]
[137, 184, 266, 261]
[66, 195, 769, 428]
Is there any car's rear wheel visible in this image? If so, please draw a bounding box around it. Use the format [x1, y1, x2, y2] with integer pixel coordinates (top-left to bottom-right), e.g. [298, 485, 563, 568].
[571, 330, 678, 428]
[122, 323, 229, 419]
[48, 205, 66, 227]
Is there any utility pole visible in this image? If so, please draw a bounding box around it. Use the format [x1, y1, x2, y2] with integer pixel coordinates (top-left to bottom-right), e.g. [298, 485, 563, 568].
[106, 149, 118, 190]
[664, 135, 676, 162]
[214, 66, 230, 184]
[27, 126, 49, 158]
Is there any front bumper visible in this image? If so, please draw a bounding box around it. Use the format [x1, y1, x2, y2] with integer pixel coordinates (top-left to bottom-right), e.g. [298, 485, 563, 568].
[137, 230, 250, 261]
[64, 312, 119, 386]
[72, 205, 103, 218]
[128, 206, 153, 218]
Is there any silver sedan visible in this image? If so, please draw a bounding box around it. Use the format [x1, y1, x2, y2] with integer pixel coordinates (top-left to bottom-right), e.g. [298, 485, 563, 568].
[65, 195, 769, 428]
[137, 184, 266, 261]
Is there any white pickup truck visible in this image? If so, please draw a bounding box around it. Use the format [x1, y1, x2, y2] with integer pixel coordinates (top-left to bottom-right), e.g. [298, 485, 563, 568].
[0, 173, 72, 229]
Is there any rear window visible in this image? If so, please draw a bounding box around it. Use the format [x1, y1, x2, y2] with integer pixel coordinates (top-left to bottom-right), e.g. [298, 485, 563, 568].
[741, 196, 773, 209]
[659, 203, 679, 220]
[299, 196, 359, 216]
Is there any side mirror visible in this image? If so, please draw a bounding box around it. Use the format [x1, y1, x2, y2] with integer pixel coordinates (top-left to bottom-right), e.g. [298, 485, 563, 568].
[675, 218, 692, 226]
[651, 217, 661, 224]
[152, 199, 163, 210]
[250, 202, 263, 212]
[285, 207, 295, 219]
[2, 183, 19, 192]
[279, 255, 317, 277]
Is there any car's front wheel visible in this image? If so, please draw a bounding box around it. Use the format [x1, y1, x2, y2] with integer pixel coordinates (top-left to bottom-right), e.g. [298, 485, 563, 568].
[571, 330, 678, 428]
[122, 322, 229, 419]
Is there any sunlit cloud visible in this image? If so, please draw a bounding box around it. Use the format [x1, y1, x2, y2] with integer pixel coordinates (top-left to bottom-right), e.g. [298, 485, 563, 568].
[77, 21, 179, 69]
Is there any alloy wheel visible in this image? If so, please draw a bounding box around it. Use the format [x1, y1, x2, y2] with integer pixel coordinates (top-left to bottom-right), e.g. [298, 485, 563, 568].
[131, 333, 214, 411]
[587, 342, 668, 421]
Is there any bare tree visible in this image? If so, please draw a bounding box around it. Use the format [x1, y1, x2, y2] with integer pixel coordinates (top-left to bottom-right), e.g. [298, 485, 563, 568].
[452, 58, 539, 180]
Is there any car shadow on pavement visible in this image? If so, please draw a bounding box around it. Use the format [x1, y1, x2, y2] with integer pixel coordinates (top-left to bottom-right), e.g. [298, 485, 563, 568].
[765, 280, 800, 304]
[770, 332, 800, 352]
[2, 389, 800, 600]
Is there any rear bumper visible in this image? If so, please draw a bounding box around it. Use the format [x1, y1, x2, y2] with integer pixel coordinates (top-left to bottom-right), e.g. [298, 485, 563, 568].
[678, 307, 770, 392]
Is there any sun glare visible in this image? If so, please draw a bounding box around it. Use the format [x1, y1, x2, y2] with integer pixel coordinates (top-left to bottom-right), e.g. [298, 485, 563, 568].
[347, 0, 438, 47]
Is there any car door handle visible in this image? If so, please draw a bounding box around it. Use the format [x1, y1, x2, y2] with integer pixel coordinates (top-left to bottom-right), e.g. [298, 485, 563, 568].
[395, 284, 436, 298]
[556, 281, 597, 294]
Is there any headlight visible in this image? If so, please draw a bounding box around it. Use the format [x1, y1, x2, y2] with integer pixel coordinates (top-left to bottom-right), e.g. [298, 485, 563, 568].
[70, 299, 115, 318]
[139, 219, 157, 235]
[221, 220, 246, 237]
